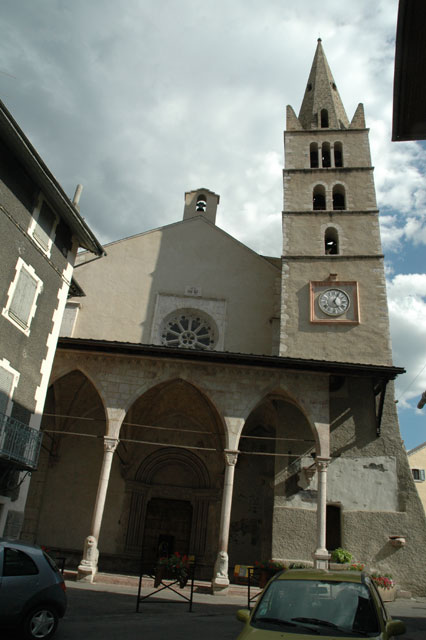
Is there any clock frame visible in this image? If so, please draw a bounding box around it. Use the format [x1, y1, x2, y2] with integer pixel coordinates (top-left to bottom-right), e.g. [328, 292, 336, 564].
[310, 280, 360, 324]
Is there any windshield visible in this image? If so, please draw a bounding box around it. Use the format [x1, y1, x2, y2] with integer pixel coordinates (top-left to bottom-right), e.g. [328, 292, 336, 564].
[252, 579, 380, 637]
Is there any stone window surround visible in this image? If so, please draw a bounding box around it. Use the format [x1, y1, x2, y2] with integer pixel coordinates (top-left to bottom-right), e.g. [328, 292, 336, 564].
[151, 293, 227, 351]
[1, 258, 43, 336]
[28, 193, 58, 258]
[0, 357, 20, 416]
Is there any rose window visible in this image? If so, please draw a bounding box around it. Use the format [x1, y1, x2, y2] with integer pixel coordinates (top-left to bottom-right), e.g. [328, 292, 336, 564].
[160, 310, 217, 350]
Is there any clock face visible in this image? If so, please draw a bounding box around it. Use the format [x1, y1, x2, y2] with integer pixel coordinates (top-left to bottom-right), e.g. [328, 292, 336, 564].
[318, 288, 350, 316]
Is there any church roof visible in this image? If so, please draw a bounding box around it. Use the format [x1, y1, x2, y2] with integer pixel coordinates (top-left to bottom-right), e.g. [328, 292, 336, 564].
[298, 39, 349, 130]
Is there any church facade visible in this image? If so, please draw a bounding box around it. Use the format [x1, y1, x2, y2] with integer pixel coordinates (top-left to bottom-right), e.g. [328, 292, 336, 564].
[21, 41, 426, 594]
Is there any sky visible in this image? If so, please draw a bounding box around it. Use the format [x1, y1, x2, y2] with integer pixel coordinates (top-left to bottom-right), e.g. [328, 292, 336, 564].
[1, 0, 425, 450]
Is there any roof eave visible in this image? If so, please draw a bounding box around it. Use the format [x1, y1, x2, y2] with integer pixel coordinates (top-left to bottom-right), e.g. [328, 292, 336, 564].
[57, 337, 405, 380]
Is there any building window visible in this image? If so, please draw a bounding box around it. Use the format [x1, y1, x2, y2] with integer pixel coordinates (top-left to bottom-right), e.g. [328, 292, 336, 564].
[28, 196, 58, 255]
[325, 227, 339, 255]
[3, 548, 39, 576]
[332, 185, 346, 210]
[0, 359, 19, 417]
[334, 142, 343, 167]
[320, 109, 329, 128]
[313, 185, 326, 210]
[412, 468, 425, 482]
[160, 309, 217, 350]
[2, 259, 43, 335]
[322, 142, 331, 167]
[310, 143, 319, 168]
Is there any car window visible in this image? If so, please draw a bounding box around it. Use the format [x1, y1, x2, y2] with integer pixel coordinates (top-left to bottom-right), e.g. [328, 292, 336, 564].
[3, 547, 39, 576]
[253, 578, 380, 635]
[43, 551, 60, 573]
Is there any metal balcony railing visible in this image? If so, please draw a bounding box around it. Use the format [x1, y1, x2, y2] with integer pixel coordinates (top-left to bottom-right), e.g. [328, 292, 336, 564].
[0, 412, 43, 470]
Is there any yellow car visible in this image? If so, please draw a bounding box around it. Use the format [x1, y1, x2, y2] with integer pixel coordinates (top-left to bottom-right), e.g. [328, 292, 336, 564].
[236, 569, 405, 639]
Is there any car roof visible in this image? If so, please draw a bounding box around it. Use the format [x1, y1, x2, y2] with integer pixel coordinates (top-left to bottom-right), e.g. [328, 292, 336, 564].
[276, 568, 364, 584]
[0, 538, 42, 552]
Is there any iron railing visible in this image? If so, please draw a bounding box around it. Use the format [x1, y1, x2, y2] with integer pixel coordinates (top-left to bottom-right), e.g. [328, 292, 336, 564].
[0, 412, 43, 470]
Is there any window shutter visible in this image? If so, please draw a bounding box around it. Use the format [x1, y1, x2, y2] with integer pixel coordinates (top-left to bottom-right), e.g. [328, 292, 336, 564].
[0, 366, 14, 415]
[421, 469, 425, 481]
[9, 268, 38, 328]
[33, 201, 55, 250]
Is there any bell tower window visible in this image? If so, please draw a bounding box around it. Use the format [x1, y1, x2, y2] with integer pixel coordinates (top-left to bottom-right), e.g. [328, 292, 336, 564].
[325, 227, 339, 254]
[321, 142, 331, 167]
[196, 194, 207, 212]
[320, 109, 329, 128]
[334, 142, 343, 167]
[332, 185, 346, 210]
[313, 185, 326, 210]
[310, 143, 319, 168]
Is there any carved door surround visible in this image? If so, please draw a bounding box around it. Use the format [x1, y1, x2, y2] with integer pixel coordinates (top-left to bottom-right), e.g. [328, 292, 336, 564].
[125, 447, 217, 561]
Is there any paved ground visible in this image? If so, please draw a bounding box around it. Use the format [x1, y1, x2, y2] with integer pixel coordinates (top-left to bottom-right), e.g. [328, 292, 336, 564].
[56, 580, 246, 640]
[50, 577, 426, 640]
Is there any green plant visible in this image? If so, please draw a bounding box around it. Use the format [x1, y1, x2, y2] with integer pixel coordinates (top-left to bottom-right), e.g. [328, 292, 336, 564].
[330, 548, 353, 564]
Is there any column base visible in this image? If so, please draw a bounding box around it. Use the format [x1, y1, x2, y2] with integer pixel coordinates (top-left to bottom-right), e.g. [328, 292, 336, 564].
[211, 576, 230, 595]
[77, 564, 97, 582]
[312, 549, 330, 570]
[77, 535, 99, 582]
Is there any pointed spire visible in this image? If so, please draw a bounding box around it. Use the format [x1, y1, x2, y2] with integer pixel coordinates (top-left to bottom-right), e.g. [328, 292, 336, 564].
[298, 39, 349, 130]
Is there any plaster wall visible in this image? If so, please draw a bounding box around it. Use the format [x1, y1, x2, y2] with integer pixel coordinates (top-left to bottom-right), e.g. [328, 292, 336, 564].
[72, 217, 280, 356]
[407, 446, 426, 514]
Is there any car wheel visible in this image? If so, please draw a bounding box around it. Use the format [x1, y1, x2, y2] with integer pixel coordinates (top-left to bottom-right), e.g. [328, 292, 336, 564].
[23, 606, 59, 640]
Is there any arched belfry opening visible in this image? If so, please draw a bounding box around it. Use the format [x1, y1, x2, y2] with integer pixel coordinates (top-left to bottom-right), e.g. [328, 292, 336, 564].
[22, 370, 106, 548]
[332, 185, 346, 210]
[229, 394, 316, 567]
[313, 185, 326, 210]
[310, 142, 319, 168]
[325, 227, 339, 255]
[119, 379, 224, 573]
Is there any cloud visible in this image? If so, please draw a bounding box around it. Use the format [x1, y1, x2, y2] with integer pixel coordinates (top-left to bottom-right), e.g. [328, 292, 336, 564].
[387, 274, 426, 407]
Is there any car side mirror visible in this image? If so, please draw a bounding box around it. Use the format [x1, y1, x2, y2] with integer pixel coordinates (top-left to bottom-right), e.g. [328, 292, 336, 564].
[236, 609, 251, 623]
[386, 619, 406, 636]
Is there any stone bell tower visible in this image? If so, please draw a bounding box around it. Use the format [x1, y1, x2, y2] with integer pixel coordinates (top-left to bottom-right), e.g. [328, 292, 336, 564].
[280, 39, 392, 366]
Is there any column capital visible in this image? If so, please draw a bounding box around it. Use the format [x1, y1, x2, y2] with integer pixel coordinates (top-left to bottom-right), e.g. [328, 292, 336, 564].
[103, 437, 119, 454]
[315, 457, 331, 472]
[224, 450, 239, 466]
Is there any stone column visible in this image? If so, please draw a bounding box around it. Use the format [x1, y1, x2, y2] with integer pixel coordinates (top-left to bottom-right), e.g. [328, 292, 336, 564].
[211, 450, 238, 594]
[312, 457, 331, 569]
[77, 436, 118, 581]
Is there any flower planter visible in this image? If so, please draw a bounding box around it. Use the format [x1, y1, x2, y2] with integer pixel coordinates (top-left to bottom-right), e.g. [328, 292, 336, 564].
[376, 585, 396, 602]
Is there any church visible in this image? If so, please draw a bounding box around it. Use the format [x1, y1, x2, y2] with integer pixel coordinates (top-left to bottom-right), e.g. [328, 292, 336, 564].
[21, 40, 426, 594]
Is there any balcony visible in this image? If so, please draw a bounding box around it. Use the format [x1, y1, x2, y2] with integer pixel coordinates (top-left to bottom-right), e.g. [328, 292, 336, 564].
[0, 412, 43, 470]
